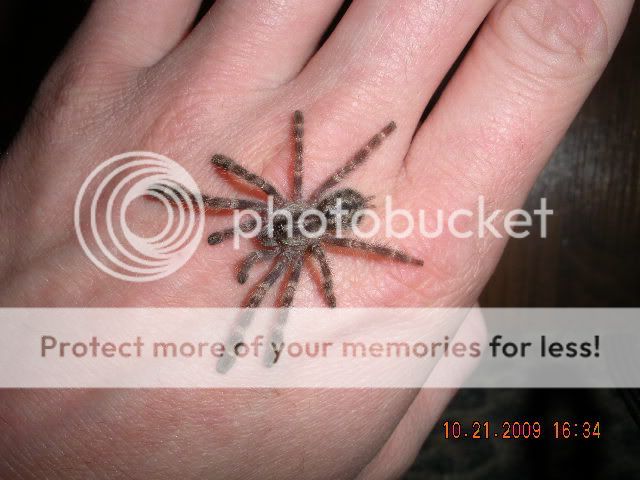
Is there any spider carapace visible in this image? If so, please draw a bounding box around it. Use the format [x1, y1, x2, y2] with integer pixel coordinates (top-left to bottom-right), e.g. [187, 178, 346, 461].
[154, 111, 423, 309]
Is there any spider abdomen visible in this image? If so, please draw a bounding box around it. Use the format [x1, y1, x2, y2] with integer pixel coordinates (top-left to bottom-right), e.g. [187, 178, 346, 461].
[316, 188, 370, 229]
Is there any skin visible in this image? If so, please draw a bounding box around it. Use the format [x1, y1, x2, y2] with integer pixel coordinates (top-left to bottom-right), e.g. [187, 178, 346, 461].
[0, 0, 634, 478]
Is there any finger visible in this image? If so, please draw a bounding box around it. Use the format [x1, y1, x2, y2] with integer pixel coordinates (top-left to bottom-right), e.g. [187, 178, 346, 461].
[291, 0, 497, 199]
[408, 0, 634, 203]
[401, 0, 634, 297]
[173, 0, 344, 89]
[72, 0, 202, 68]
[297, 0, 497, 133]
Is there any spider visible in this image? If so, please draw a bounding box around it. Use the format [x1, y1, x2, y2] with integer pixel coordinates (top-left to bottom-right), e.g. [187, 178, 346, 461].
[152, 111, 423, 309]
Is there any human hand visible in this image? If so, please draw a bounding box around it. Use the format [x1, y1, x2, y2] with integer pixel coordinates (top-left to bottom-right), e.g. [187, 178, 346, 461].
[0, 0, 633, 478]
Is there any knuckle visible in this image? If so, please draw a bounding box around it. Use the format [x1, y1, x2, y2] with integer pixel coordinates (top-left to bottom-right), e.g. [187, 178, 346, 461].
[139, 87, 212, 151]
[46, 61, 94, 110]
[489, 0, 610, 80]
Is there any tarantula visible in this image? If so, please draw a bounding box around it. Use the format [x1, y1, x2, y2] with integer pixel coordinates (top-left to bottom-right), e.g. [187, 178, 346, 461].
[153, 111, 423, 309]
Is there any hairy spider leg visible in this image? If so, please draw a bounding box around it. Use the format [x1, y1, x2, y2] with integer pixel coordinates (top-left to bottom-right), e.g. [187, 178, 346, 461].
[212, 154, 285, 205]
[246, 255, 290, 308]
[149, 185, 268, 211]
[322, 236, 424, 266]
[238, 248, 281, 284]
[217, 255, 288, 374]
[264, 254, 305, 367]
[280, 254, 304, 309]
[208, 219, 258, 245]
[293, 110, 304, 200]
[311, 244, 337, 308]
[149, 186, 267, 246]
[310, 121, 397, 201]
[203, 197, 268, 211]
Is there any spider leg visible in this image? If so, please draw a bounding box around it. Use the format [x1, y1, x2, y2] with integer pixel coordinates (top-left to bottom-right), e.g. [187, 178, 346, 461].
[246, 255, 289, 308]
[264, 254, 304, 367]
[311, 244, 337, 308]
[212, 154, 285, 205]
[149, 185, 268, 211]
[293, 110, 304, 200]
[280, 253, 303, 309]
[310, 121, 396, 201]
[322, 236, 424, 266]
[217, 253, 289, 374]
[237, 248, 280, 284]
[203, 197, 267, 211]
[208, 219, 258, 245]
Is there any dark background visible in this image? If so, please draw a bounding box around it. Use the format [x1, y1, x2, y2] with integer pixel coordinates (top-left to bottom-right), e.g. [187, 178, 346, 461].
[1, 1, 638, 478]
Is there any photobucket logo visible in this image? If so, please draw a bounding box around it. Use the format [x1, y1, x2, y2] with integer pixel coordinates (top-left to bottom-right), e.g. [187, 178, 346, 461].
[230, 195, 553, 248]
[74, 152, 204, 282]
